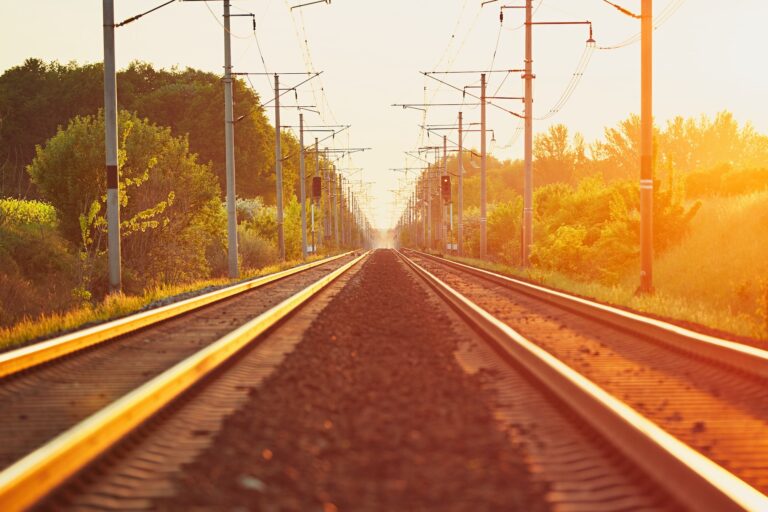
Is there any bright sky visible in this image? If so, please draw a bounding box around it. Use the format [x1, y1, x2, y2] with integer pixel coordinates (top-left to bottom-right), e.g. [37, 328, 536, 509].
[2, 0, 767, 229]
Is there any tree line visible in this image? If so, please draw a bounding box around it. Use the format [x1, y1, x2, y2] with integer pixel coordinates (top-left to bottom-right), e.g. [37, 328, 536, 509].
[0, 59, 343, 326]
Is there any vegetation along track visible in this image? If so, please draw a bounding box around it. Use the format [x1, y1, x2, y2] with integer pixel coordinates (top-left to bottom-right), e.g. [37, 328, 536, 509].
[398, 249, 768, 511]
[0, 251, 366, 509]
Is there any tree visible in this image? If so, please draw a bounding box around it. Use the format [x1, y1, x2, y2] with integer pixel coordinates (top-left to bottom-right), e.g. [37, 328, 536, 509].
[0, 60, 303, 202]
[27, 110, 226, 294]
[533, 124, 587, 185]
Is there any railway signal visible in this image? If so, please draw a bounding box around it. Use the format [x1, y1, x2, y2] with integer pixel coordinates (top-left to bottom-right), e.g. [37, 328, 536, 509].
[441, 175, 451, 202]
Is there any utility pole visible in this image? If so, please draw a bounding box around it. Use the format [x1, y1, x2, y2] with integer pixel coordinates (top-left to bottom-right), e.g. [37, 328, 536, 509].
[299, 113, 308, 259]
[274, 74, 285, 260]
[522, 0, 534, 267]
[339, 176, 345, 246]
[103, 0, 121, 292]
[458, 111, 464, 256]
[221, 0, 239, 278]
[640, 0, 654, 292]
[480, 72, 488, 259]
[443, 135, 448, 252]
[313, 137, 319, 253]
[427, 165, 433, 250]
[323, 148, 331, 247]
[332, 171, 340, 247]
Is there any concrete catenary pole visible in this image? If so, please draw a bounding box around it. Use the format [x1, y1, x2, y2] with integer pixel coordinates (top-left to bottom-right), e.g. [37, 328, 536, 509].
[458, 111, 464, 256]
[339, 176, 345, 246]
[443, 135, 448, 251]
[522, 0, 534, 267]
[427, 165, 432, 250]
[313, 137, 319, 252]
[299, 113, 307, 259]
[323, 147, 330, 245]
[222, 0, 238, 278]
[640, 0, 654, 292]
[333, 171, 340, 247]
[480, 72, 487, 259]
[274, 74, 285, 260]
[103, 0, 122, 292]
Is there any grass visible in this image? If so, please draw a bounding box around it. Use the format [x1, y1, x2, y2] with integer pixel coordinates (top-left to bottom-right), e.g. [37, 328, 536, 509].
[443, 191, 768, 342]
[0, 252, 338, 352]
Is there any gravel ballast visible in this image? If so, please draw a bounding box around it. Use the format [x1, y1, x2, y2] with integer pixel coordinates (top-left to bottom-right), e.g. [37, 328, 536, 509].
[163, 249, 548, 511]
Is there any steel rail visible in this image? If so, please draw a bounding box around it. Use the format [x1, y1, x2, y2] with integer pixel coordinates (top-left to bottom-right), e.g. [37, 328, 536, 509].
[396, 250, 768, 512]
[405, 250, 768, 380]
[0, 251, 355, 379]
[0, 251, 368, 510]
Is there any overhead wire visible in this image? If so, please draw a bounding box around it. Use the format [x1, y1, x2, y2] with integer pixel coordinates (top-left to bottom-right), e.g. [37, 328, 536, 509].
[502, 0, 544, 32]
[534, 43, 595, 120]
[115, 0, 177, 28]
[597, 0, 687, 50]
[203, 1, 253, 39]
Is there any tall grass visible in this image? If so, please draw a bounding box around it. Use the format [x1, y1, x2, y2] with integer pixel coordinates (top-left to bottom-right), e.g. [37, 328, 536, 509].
[448, 191, 768, 342]
[650, 191, 768, 338]
[0, 253, 335, 352]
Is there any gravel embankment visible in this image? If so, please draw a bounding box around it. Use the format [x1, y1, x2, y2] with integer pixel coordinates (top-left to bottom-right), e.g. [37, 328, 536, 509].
[162, 249, 547, 511]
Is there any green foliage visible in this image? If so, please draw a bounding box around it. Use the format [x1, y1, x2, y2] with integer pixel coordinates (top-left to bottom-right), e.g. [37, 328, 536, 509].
[487, 198, 523, 265]
[685, 164, 768, 198]
[0, 59, 304, 201]
[0, 198, 57, 227]
[0, 199, 78, 326]
[533, 124, 588, 185]
[528, 175, 698, 284]
[26, 110, 226, 294]
[237, 224, 278, 270]
[0, 59, 102, 196]
[283, 195, 302, 260]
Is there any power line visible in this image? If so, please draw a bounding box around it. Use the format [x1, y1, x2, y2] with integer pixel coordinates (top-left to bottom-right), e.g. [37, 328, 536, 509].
[115, 0, 176, 28]
[597, 0, 686, 50]
[535, 43, 595, 120]
[601, 0, 640, 19]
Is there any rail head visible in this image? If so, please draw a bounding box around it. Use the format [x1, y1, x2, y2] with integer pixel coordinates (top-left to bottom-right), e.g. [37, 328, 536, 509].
[0, 252, 356, 380]
[0, 251, 369, 510]
[405, 249, 768, 380]
[397, 250, 768, 512]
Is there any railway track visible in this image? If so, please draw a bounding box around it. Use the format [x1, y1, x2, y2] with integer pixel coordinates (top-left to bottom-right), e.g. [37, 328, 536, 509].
[398, 249, 768, 511]
[0, 251, 367, 510]
[0, 248, 766, 510]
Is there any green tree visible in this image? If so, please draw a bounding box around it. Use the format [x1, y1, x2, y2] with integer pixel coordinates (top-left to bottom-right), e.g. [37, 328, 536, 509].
[0, 60, 304, 202]
[27, 110, 225, 294]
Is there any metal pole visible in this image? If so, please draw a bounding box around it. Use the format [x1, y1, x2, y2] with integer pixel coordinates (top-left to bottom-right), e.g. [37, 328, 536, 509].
[480, 72, 487, 259]
[443, 135, 448, 252]
[427, 166, 432, 250]
[299, 113, 307, 259]
[333, 171, 340, 247]
[274, 74, 285, 260]
[323, 148, 330, 245]
[103, 0, 122, 292]
[522, 0, 534, 267]
[640, 0, 654, 292]
[458, 111, 464, 256]
[339, 176, 344, 246]
[313, 137, 318, 253]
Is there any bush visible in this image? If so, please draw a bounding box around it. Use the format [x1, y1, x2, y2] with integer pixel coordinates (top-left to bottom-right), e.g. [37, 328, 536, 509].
[0, 199, 79, 326]
[237, 225, 278, 270]
[529, 175, 698, 284]
[26, 110, 226, 295]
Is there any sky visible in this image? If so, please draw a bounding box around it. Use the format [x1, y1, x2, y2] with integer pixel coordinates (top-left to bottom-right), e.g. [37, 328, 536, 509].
[2, 0, 767, 229]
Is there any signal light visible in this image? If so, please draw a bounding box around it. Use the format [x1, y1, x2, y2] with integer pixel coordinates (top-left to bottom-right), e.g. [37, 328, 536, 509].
[441, 175, 451, 202]
[312, 177, 322, 200]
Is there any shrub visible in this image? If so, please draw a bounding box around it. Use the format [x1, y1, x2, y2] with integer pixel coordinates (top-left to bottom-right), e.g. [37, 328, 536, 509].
[26, 110, 226, 295]
[237, 225, 278, 270]
[0, 199, 79, 326]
